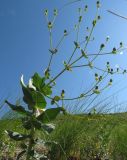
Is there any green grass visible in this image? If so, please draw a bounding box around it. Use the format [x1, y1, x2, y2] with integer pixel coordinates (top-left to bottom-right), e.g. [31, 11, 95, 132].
[1, 113, 127, 159]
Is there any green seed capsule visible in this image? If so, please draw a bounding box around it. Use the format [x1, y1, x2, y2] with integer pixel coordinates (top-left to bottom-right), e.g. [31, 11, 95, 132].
[44, 9, 48, 16]
[112, 47, 117, 54]
[100, 43, 105, 49]
[86, 36, 88, 41]
[96, 1, 101, 8]
[123, 69, 127, 74]
[120, 42, 123, 47]
[48, 22, 53, 29]
[54, 9, 58, 16]
[106, 36, 110, 41]
[97, 15, 101, 20]
[85, 5, 88, 12]
[64, 30, 68, 36]
[93, 86, 100, 94]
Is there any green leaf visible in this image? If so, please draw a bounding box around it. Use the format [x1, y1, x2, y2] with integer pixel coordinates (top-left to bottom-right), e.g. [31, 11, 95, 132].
[20, 78, 47, 109]
[42, 85, 52, 96]
[31, 91, 47, 109]
[32, 73, 45, 91]
[37, 107, 63, 123]
[5, 130, 29, 141]
[32, 72, 52, 96]
[5, 100, 31, 116]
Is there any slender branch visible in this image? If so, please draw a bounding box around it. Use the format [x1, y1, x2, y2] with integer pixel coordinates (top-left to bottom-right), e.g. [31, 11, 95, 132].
[67, 47, 77, 64]
[47, 53, 53, 69]
[56, 35, 65, 49]
[46, 9, 97, 86]
[47, 68, 66, 86]
[49, 30, 53, 49]
[63, 93, 94, 101]
[71, 64, 89, 68]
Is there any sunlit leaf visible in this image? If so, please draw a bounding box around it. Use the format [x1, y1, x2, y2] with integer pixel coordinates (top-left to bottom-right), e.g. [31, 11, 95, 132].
[37, 107, 63, 123]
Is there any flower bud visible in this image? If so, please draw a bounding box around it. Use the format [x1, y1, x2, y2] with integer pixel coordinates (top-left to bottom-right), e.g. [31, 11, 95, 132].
[117, 68, 119, 72]
[44, 9, 48, 16]
[54, 9, 58, 16]
[84, 5, 88, 12]
[95, 73, 98, 81]
[120, 42, 123, 47]
[64, 30, 68, 36]
[97, 15, 101, 20]
[61, 90, 65, 98]
[106, 62, 110, 69]
[112, 47, 117, 54]
[86, 36, 89, 41]
[106, 36, 110, 41]
[86, 27, 89, 31]
[110, 68, 114, 74]
[96, 1, 101, 8]
[100, 43, 105, 50]
[48, 22, 53, 29]
[108, 79, 113, 85]
[123, 69, 127, 74]
[93, 86, 100, 94]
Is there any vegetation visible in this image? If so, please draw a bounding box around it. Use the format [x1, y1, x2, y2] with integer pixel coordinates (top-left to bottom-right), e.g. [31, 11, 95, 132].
[1, 113, 127, 159]
[1, 0, 127, 159]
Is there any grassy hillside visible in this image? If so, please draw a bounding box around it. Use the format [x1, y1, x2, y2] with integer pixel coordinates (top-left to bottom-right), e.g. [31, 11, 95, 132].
[1, 113, 127, 159]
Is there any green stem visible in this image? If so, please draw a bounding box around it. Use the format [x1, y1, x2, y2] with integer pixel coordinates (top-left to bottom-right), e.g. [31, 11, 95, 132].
[46, 10, 97, 87]
[47, 68, 66, 86]
[56, 35, 65, 49]
[26, 118, 35, 160]
[47, 53, 53, 70]
[49, 30, 53, 49]
[67, 47, 77, 64]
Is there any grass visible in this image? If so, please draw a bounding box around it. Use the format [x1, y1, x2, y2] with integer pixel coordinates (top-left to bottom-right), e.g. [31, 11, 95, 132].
[1, 113, 127, 159]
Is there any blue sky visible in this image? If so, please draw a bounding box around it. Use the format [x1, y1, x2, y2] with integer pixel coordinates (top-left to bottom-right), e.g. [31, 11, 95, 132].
[1, 0, 127, 114]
